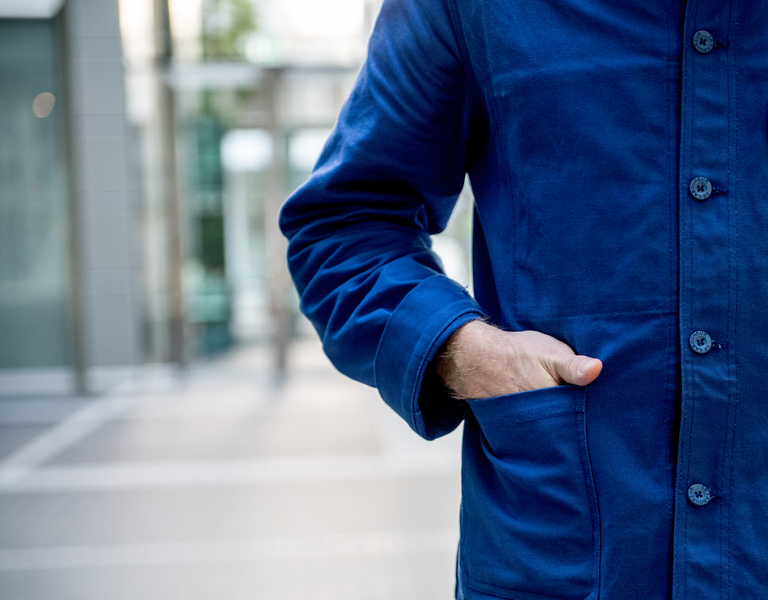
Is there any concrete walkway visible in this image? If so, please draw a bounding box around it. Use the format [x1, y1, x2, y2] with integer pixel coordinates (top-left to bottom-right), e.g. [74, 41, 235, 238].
[0, 338, 462, 600]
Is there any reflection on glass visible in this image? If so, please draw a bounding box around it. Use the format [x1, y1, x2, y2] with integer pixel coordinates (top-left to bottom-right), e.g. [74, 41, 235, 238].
[32, 92, 56, 118]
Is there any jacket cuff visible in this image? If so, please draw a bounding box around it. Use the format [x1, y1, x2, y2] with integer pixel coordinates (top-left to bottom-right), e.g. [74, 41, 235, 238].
[374, 275, 485, 439]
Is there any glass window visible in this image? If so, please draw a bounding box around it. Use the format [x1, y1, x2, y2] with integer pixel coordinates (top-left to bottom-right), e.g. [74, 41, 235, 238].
[0, 19, 70, 369]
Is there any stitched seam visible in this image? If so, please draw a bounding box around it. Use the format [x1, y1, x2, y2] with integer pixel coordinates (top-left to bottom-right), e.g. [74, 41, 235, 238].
[514, 308, 674, 320]
[724, 6, 740, 599]
[720, 5, 731, 597]
[577, 391, 601, 599]
[684, 345, 694, 600]
[720, 6, 731, 596]
[476, 408, 579, 426]
[663, 0, 677, 581]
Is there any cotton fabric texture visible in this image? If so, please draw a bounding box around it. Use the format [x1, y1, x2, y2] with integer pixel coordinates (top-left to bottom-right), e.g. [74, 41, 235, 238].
[279, 0, 768, 598]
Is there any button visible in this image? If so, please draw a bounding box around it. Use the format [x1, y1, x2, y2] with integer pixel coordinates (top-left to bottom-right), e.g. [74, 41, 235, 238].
[688, 484, 712, 506]
[693, 30, 715, 54]
[689, 176, 712, 200]
[689, 330, 713, 354]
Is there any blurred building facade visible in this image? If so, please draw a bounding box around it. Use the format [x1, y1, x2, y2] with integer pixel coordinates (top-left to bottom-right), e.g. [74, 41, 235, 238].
[0, 0, 141, 396]
[0, 0, 472, 397]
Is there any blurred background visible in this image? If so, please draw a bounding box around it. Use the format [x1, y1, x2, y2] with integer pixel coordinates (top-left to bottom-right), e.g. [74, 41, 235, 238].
[0, 0, 474, 597]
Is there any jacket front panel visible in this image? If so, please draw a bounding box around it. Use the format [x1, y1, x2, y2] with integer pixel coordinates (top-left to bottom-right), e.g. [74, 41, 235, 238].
[279, 0, 768, 598]
[456, 2, 683, 599]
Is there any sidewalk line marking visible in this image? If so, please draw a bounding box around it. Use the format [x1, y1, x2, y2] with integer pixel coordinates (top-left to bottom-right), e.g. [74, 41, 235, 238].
[0, 530, 458, 570]
[0, 452, 459, 493]
[0, 395, 135, 487]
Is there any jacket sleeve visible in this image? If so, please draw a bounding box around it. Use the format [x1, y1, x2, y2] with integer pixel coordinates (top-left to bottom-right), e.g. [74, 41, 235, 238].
[278, 0, 486, 440]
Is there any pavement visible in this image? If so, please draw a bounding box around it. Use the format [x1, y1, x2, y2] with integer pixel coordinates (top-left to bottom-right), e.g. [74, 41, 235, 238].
[0, 337, 463, 600]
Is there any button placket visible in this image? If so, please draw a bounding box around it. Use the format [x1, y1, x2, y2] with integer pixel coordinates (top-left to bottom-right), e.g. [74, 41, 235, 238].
[675, 2, 737, 597]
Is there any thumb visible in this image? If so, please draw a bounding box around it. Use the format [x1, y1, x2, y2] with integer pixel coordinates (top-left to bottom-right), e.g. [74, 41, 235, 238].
[554, 354, 603, 387]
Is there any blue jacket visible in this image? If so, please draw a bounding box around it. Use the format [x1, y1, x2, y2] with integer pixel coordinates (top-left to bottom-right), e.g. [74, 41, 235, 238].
[279, 0, 768, 598]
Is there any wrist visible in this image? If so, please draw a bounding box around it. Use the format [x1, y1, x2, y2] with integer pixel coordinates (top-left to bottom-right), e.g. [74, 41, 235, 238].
[434, 318, 495, 398]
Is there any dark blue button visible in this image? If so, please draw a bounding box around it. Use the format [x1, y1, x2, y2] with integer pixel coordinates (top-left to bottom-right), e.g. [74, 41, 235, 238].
[693, 30, 715, 54]
[689, 176, 712, 200]
[688, 484, 712, 506]
[689, 331, 712, 354]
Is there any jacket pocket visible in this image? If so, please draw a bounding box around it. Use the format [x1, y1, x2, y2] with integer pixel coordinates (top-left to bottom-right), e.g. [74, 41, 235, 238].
[460, 384, 600, 600]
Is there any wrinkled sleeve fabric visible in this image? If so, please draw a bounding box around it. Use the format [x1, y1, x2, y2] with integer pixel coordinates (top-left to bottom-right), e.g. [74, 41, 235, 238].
[278, 0, 486, 440]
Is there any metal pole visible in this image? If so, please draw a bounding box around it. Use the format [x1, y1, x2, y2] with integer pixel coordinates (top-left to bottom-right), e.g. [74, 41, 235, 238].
[264, 68, 290, 374]
[153, 0, 187, 368]
[59, 5, 87, 395]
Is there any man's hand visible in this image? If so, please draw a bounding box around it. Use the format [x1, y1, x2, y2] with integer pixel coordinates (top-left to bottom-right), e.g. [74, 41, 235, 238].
[434, 320, 602, 400]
